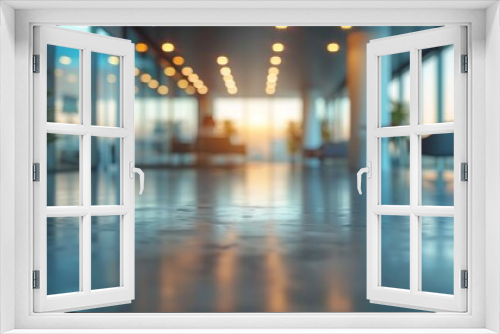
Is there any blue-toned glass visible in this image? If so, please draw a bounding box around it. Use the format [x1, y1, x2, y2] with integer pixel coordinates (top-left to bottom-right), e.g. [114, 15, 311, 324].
[47, 134, 80, 206]
[421, 133, 454, 206]
[380, 52, 410, 127]
[91, 137, 121, 205]
[381, 215, 410, 290]
[91, 216, 121, 290]
[381, 137, 410, 205]
[91, 52, 121, 127]
[421, 217, 454, 294]
[421, 45, 454, 124]
[47, 217, 80, 295]
[47, 45, 80, 124]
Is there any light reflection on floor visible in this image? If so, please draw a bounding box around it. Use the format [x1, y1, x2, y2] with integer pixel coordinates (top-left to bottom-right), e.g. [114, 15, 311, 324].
[47, 160, 454, 312]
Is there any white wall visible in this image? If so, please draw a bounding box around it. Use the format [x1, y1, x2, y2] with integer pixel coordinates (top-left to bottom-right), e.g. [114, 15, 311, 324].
[485, 2, 500, 333]
[0, 2, 16, 333]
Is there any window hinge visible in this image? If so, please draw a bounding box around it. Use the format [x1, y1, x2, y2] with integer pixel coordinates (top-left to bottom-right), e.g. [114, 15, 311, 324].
[461, 162, 468, 181]
[33, 270, 40, 289]
[461, 269, 468, 289]
[461, 54, 468, 73]
[33, 54, 40, 73]
[33, 163, 40, 182]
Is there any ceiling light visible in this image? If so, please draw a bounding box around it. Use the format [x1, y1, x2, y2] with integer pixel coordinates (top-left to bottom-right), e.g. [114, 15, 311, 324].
[148, 80, 159, 89]
[157, 85, 169, 95]
[188, 73, 199, 82]
[275, 26, 288, 30]
[272, 43, 285, 52]
[177, 79, 188, 89]
[270, 56, 282, 65]
[59, 56, 72, 65]
[107, 74, 117, 83]
[266, 87, 276, 95]
[267, 74, 278, 83]
[327, 43, 340, 53]
[181, 67, 193, 76]
[140, 73, 151, 83]
[220, 67, 231, 76]
[108, 56, 120, 65]
[162, 43, 175, 52]
[268, 67, 280, 76]
[173, 56, 185, 66]
[217, 56, 229, 65]
[135, 43, 148, 53]
[341, 26, 352, 30]
[198, 86, 208, 95]
[164, 66, 176, 76]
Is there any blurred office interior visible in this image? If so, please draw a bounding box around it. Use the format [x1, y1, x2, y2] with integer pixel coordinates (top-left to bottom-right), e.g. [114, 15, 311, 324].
[46, 26, 455, 312]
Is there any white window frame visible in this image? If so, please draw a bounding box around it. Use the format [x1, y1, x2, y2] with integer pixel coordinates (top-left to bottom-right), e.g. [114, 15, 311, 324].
[1, 1, 499, 333]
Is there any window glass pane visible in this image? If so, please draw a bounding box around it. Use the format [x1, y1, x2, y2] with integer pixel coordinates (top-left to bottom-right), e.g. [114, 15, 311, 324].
[421, 133, 454, 206]
[47, 134, 80, 206]
[381, 136, 410, 205]
[421, 217, 454, 295]
[421, 45, 454, 124]
[91, 216, 121, 290]
[47, 45, 80, 124]
[92, 52, 121, 127]
[380, 52, 410, 127]
[91, 137, 121, 205]
[381, 215, 410, 290]
[47, 217, 80, 295]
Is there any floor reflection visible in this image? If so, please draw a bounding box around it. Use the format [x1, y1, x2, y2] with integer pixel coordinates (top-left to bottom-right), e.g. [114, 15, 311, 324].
[52, 160, 455, 312]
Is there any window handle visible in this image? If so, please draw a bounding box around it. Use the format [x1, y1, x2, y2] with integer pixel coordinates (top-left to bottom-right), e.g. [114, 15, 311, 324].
[129, 162, 144, 195]
[357, 162, 372, 195]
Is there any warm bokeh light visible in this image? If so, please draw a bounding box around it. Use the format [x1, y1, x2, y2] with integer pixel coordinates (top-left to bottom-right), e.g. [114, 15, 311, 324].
[161, 43, 175, 52]
[140, 73, 152, 83]
[217, 56, 229, 65]
[228, 87, 238, 95]
[177, 79, 189, 89]
[275, 26, 288, 30]
[185, 86, 196, 95]
[193, 80, 204, 89]
[266, 81, 277, 88]
[173, 56, 185, 65]
[223, 74, 233, 82]
[341, 26, 352, 30]
[67, 74, 78, 83]
[225, 80, 236, 88]
[107, 74, 117, 83]
[270, 56, 282, 65]
[327, 43, 340, 52]
[164, 66, 176, 76]
[267, 74, 278, 83]
[59, 56, 72, 65]
[181, 67, 193, 76]
[198, 86, 208, 94]
[54, 69, 64, 78]
[266, 87, 276, 95]
[135, 43, 148, 53]
[108, 56, 120, 65]
[148, 79, 159, 89]
[268, 67, 280, 76]
[272, 43, 285, 52]
[220, 67, 232, 76]
[134, 67, 140, 76]
[188, 73, 199, 82]
[157, 85, 169, 95]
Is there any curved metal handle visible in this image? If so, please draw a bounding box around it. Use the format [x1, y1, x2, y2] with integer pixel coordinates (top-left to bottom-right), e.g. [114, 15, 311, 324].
[357, 162, 372, 195]
[129, 162, 144, 195]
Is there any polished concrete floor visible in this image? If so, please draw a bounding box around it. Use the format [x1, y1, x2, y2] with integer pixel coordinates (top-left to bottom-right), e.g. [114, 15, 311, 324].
[47, 160, 454, 312]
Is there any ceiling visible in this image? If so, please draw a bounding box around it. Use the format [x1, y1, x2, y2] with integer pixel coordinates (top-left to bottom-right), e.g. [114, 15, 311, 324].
[132, 26, 431, 98]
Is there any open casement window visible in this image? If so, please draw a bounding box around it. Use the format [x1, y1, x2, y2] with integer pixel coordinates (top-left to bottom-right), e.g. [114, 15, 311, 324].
[33, 26, 143, 312]
[360, 26, 467, 312]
